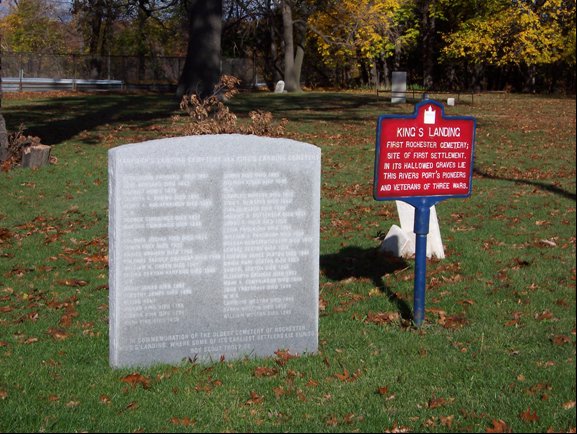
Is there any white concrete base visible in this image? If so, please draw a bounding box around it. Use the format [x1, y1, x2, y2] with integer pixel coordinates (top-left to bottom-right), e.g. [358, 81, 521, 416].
[380, 201, 445, 259]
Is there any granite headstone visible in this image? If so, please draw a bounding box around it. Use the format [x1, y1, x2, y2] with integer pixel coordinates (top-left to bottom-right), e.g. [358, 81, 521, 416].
[274, 80, 286, 94]
[391, 71, 407, 104]
[109, 135, 321, 368]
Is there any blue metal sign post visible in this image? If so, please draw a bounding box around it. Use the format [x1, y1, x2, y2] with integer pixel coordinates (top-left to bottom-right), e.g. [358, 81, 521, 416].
[374, 100, 476, 326]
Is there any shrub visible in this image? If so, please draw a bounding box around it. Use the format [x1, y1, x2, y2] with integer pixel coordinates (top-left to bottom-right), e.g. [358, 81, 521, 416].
[174, 75, 288, 137]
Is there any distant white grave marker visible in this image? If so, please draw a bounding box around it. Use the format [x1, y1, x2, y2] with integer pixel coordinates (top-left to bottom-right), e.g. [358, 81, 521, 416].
[391, 71, 407, 104]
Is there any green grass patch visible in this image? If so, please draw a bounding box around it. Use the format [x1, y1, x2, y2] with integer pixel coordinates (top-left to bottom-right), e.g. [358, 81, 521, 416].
[1, 91, 575, 432]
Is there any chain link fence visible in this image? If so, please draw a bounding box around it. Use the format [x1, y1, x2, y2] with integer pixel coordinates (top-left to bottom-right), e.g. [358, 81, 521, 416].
[1, 52, 257, 92]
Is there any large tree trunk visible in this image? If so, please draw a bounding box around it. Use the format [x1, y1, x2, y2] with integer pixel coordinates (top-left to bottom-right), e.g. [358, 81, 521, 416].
[420, 0, 436, 89]
[177, 0, 223, 98]
[281, 0, 302, 92]
[0, 114, 8, 163]
[1, 32, 9, 163]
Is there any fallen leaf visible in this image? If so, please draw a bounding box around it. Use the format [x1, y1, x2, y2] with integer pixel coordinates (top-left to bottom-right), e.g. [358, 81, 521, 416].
[540, 239, 557, 247]
[343, 413, 356, 424]
[170, 417, 196, 426]
[440, 415, 454, 428]
[319, 296, 328, 311]
[335, 368, 350, 381]
[486, 419, 510, 433]
[519, 407, 539, 423]
[535, 310, 554, 321]
[65, 400, 80, 408]
[563, 401, 576, 410]
[551, 335, 571, 345]
[306, 379, 319, 387]
[365, 311, 400, 325]
[325, 416, 339, 427]
[125, 401, 139, 411]
[384, 421, 412, 433]
[47, 328, 69, 341]
[274, 349, 298, 366]
[428, 396, 454, 409]
[99, 395, 111, 405]
[254, 366, 278, 378]
[334, 368, 362, 382]
[0, 390, 7, 400]
[273, 386, 286, 399]
[120, 373, 150, 389]
[246, 391, 264, 405]
[58, 279, 88, 287]
[442, 314, 468, 329]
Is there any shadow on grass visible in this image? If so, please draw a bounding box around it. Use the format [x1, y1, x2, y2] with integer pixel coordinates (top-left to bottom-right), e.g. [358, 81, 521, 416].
[230, 92, 404, 123]
[3, 93, 178, 146]
[474, 166, 577, 201]
[4, 91, 416, 146]
[321, 246, 413, 321]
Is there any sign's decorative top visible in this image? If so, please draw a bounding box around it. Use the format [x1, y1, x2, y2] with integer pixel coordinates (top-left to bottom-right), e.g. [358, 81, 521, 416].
[374, 100, 476, 202]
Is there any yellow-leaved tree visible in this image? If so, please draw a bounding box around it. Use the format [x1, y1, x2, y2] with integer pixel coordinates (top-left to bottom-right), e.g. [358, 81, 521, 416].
[442, 0, 576, 68]
[308, 0, 416, 85]
[0, 0, 68, 53]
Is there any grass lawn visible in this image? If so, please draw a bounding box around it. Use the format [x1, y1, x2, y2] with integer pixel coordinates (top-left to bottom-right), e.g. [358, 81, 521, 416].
[0, 90, 575, 432]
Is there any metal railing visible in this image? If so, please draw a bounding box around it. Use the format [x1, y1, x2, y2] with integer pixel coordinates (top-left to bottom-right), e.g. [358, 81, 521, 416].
[1, 52, 257, 92]
[1, 77, 124, 92]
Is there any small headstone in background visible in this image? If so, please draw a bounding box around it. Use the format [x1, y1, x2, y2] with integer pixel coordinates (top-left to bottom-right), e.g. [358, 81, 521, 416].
[391, 71, 407, 104]
[274, 80, 285, 93]
[108, 134, 321, 368]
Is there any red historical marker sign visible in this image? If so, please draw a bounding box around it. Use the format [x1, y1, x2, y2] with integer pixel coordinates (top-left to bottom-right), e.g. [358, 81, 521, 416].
[374, 100, 476, 201]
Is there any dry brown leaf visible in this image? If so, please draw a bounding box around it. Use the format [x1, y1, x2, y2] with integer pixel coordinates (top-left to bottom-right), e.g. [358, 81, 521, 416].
[377, 386, 389, 395]
[519, 407, 539, 423]
[486, 419, 511, 433]
[170, 417, 196, 426]
[325, 416, 338, 427]
[273, 386, 286, 399]
[246, 391, 264, 405]
[365, 311, 400, 325]
[551, 335, 571, 345]
[48, 328, 69, 341]
[274, 349, 298, 366]
[120, 372, 151, 389]
[428, 396, 454, 409]
[385, 421, 412, 433]
[440, 415, 454, 428]
[254, 366, 278, 378]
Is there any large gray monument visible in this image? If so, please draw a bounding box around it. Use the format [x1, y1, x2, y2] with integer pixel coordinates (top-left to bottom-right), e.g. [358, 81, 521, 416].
[109, 135, 321, 368]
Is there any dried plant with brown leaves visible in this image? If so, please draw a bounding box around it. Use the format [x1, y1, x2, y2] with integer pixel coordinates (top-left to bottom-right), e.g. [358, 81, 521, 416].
[174, 75, 288, 137]
[1, 124, 43, 172]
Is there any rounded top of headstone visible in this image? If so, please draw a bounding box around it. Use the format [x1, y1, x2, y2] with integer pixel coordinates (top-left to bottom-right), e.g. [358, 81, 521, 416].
[109, 135, 319, 159]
